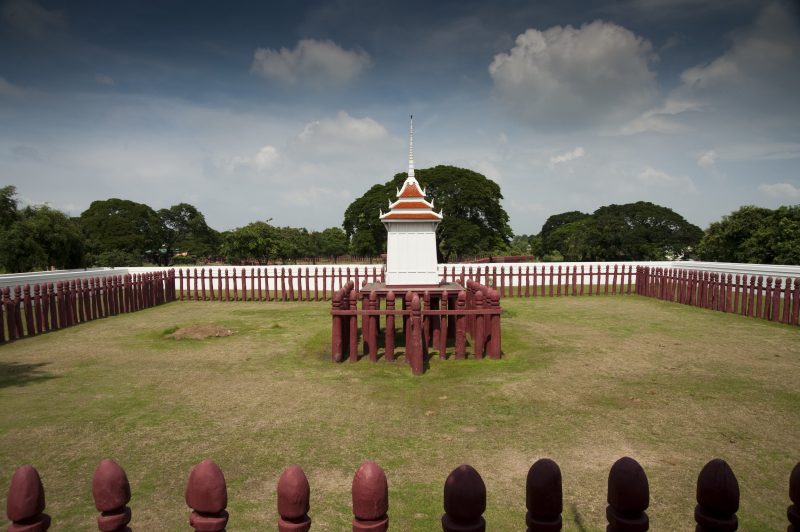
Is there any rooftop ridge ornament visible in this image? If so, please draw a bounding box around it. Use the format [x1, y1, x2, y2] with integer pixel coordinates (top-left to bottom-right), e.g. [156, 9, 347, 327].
[408, 114, 415, 180]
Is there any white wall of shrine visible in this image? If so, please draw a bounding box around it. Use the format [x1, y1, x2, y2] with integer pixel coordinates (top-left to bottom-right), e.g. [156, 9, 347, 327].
[384, 222, 440, 286]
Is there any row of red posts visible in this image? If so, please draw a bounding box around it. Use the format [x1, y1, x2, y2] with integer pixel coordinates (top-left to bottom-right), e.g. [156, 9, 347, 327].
[330, 280, 501, 375]
[636, 266, 800, 326]
[6, 457, 798, 531]
[174, 264, 636, 302]
[0, 271, 176, 343]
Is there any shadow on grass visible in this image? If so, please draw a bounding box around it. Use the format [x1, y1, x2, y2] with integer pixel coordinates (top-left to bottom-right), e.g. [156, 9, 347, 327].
[0, 361, 57, 389]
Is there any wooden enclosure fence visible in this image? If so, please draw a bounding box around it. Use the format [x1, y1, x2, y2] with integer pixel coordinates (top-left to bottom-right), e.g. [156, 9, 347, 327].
[636, 266, 800, 327]
[5, 456, 798, 531]
[0, 271, 176, 343]
[331, 280, 501, 375]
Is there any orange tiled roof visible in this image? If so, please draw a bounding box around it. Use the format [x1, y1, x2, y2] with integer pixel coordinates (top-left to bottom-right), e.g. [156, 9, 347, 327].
[382, 212, 442, 220]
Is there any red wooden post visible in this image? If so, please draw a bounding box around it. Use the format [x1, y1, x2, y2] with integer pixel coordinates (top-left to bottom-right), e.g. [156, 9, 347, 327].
[756, 275, 764, 318]
[368, 291, 378, 362]
[186, 459, 228, 532]
[34, 284, 45, 334]
[442, 464, 486, 532]
[525, 266, 530, 297]
[438, 290, 448, 359]
[305, 267, 311, 301]
[385, 291, 395, 362]
[771, 277, 781, 321]
[556, 265, 562, 297]
[725, 274, 733, 312]
[548, 266, 554, 297]
[232, 268, 239, 302]
[488, 289, 501, 359]
[571, 266, 577, 296]
[191, 268, 198, 301]
[92, 459, 131, 532]
[408, 294, 424, 375]
[354, 267, 360, 293]
[788, 462, 799, 531]
[280, 268, 287, 301]
[352, 461, 388, 532]
[179, 269, 185, 301]
[332, 290, 343, 362]
[222, 269, 229, 302]
[695, 459, 739, 532]
[606, 457, 649, 532]
[257, 268, 263, 301]
[56, 281, 65, 329]
[314, 268, 319, 301]
[200, 268, 207, 301]
[5, 464, 51, 531]
[526, 458, 562, 532]
[532, 265, 538, 297]
[63, 282, 74, 326]
[782, 277, 791, 324]
[748, 275, 757, 317]
[250, 267, 255, 302]
[473, 291, 485, 360]
[612, 264, 618, 295]
[289, 268, 296, 302]
[273, 268, 279, 301]
[500, 266, 506, 297]
[430, 292, 441, 354]
[492, 266, 497, 291]
[22, 284, 34, 336]
[48, 282, 58, 327]
[455, 291, 466, 360]
[604, 265, 610, 295]
[277, 465, 311, 532]
[349, 289, 358, 362]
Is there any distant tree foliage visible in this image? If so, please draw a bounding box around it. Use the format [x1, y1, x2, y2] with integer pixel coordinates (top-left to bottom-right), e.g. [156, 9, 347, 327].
[538, 202, 703, 261]
[79, 198, 161, 266]
[0, 185, 19, 230]
[158, 203, 219, 261]
[343, 166, 512, 261]
[540, 210, 589, 254]
[698, 205, 800, 265]
[0, 205, 84, 272]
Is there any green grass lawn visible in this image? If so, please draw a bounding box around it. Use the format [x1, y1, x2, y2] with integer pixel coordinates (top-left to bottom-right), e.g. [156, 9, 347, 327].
[1, 296, 798, 530]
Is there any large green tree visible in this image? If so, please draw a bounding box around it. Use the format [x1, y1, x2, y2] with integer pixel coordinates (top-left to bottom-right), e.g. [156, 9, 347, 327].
[79, 198, 161, 266]
[311, 227, 349, 258]
[343, 166, 512, 261]
[0, 205, 84, 272]
[0, 185, 19, 230]
[220, 221, 278, 263]
[698, 205, 800, 264]
[158, 203, 219, 261]
[540, 210, 589, 255]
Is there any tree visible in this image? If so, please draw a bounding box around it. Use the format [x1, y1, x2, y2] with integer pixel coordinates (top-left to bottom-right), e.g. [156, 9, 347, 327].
[311, 227, 349, 258]
[0, 185, 19, 230]
[343, 166, 512, 261]
[158, 203, 219, 262]
[0, 205, 84, 272]
[220, 221, 278, 263]
[539, 211, 589, 254]
[698, 205, 800, 264]
[274, 226, 313, 263]
[79, 199, 161, 266]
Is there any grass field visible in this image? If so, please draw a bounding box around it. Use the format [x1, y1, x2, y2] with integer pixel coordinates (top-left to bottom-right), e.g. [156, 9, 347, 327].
[1, 295, 798, 530]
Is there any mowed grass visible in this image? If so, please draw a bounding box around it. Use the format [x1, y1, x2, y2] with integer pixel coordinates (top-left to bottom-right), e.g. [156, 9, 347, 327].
[0, 295, 798, 531]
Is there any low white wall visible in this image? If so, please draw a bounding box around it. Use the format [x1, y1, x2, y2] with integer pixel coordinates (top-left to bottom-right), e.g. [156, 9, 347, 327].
[0, 268, 128, 289]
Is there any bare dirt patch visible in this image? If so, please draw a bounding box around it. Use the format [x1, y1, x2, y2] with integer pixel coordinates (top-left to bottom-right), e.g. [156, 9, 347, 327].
[167, 324, 232, 340]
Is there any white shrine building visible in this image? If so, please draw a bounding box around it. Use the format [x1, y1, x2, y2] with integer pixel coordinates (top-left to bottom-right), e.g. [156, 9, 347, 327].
[380, 116, 443, 287]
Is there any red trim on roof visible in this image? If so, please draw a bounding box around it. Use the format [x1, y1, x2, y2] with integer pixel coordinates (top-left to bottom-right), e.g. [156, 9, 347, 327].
[392, 201, 432, 209]
[382, 212, 442, 220]
[399, 183, 424, 198]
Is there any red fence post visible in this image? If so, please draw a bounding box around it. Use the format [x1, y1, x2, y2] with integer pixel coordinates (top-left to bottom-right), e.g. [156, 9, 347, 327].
[409, 294, 424, 375]
[92, 459, 131, 532]
[332, 290, 343, 363]
[349, 288, 358, 362]
[56, 281, 66, 329]
[442, 464, 486, 532]
[186, 459, 228, 532]
[352, 461, 389, 532]
[439, 291, 448, 359]
[526, 458, 562, 532]
[277, 465, 311, 532]
[34, 284, 45, 334]
[606, 457, 649, 532]
[385, 291, 395, 362]
[695, 459, 739, 532]
[455, 291, 467, 360]
[22, 284, 34, 336]
[488, 289, 501, 360]
[368, 291, 378, 362]
[6, 464, 51, 531]
[473, 291, 485, 360]
[788, 462, 799, 530]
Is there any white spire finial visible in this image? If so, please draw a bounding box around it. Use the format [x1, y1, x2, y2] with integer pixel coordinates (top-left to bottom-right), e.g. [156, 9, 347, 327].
[408, 114, 415, 180]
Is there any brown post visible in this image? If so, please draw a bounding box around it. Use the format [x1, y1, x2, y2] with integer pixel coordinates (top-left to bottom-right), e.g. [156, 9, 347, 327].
[305, 267, 311, 301]
[250, 267, 256, 302]
[556, 265, 562, 296]
[771, 277, 781, 321]
[56, 281, 65, 329]
[488, 289, 501, 360]
[572, 266, 578, 296]
[34, 284, 45, 334]
[234, 267, 240, 302]
[192, 268, 198, 301]
[695, 459, 739, 532]
[257, 268, 263, 301]
[788, 462, 799, 531]
[314, 268, 319, 301]
[92, 459, 131, 532]
[756, 275, 764, 318]
[222, 269, 229, 302]
[455, 291, 467, 359]
[201, 268, 207, 301]
[186, 459, 228, 532]
[64, 282, 75, 326]
[606, 457, 649, 532]
[6, 464, 51, 531]
[792, 279, 800, 326]
[526, 458, 562, 532]
[409, 294, 424, 375]
[500, 266, 506, 297]
[532, 265, 538, 297]
[438, 290, 448, 359]
[548, 266, 554, 297]
[442, 464, 486, 532]
[332, 290, 343, 362]
[782, 278, 792, 324]
[385, 291, 395, 362]
[22, 284, 34, 336]
[179, 269, 185, 301]
[277, 465, 311, 532]
[368, 291, 378, 362]
[423, 291, 432, 353]
[604, 265, 610, 295]
[588, 265, 593, 296]
[473, 291, 485, 360]
[352, 461, 389, 532]
[525, 266, 531, 297]
[288, 268, 295, 302]
[349, 289, 358, 362]
[280, 268, 286, 301]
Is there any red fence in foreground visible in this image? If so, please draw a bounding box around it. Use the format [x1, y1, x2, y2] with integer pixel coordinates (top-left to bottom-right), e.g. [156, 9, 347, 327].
[174, 263, 637, 302]
[0, 271, 176, 343]
[5, 457, 798, 531]
[636, 266, 800, 327]
[331, 280, 501, 375]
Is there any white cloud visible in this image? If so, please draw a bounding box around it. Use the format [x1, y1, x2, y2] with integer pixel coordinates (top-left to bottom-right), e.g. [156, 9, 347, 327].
[758, 182, 800, 199]
[1, 0, 64, 38]
[697, 150, 716, 169]
[298, 111, 387, 144]
[636, 166, 696, 193]
[0, 76, 27, 97]
[251, 38, 371, 87]
[549, 147, 585, 167]
[253, 145, 279, 170]
[94, 74, 114, 86]
[618, 99, 700, 135]
[489, 20, 657, 129]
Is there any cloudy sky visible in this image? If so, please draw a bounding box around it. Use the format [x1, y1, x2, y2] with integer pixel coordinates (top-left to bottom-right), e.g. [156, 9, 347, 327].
[1, 0, 798, 234]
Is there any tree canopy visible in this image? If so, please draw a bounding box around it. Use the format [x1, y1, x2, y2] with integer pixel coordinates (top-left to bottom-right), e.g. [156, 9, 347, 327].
[0, 204, 84, 272]
[698, 205, 800, 264]
[343, 165, 512, 261]
[79, 198, 161, 266]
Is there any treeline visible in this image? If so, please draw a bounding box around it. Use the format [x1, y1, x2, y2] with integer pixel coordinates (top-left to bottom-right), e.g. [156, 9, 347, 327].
[512, 202, 800, 264]
[0, 186, 350, 271]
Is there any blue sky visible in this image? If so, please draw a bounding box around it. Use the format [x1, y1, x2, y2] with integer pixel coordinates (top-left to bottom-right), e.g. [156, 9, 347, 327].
[1, 0, 798, 234]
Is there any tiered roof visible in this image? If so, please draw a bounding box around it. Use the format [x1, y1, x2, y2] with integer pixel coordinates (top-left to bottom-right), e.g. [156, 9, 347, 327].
[380, 116, 443, 223]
